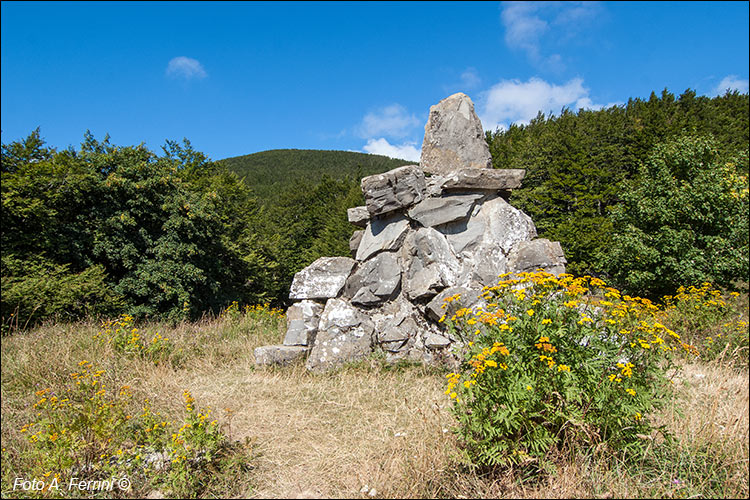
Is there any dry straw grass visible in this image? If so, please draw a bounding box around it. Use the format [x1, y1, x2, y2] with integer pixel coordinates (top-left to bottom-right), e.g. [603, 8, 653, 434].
[2, 310, 748, 498]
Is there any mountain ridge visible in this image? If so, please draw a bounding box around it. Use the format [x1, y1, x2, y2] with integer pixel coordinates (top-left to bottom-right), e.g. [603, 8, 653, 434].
[217, 148, 411, 200]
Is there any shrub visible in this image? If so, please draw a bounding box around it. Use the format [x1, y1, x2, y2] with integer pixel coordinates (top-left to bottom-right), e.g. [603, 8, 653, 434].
[661, 283, 749, 368]
[443, 271, 694, 473]
[606, 135, 749, 298]
[1, 255, 123, 335]
[17, 361, 252, 498]
[96, 314, 179, 366]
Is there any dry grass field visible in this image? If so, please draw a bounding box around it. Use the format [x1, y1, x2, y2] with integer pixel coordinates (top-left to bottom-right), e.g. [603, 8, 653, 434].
[2, 302, 748, 498]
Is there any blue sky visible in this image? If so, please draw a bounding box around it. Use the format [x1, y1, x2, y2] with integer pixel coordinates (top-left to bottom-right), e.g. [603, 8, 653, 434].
[2, 1, 748, 162]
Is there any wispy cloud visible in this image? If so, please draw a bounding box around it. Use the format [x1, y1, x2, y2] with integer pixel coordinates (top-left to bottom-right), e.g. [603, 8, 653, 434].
[712, 75, 749, 96]
[363, 138, 420, 162]
[357, 104, 420, 139]
[166, 56, 207, 80]
[442, 67, 483, 95]
[460, 67, 482, 90]
[500, 1, 601, 71]
[478, 77, 617, 131]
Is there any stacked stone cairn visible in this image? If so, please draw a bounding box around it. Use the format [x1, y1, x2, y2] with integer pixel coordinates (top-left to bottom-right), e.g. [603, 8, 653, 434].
[254, 93, 567, 371]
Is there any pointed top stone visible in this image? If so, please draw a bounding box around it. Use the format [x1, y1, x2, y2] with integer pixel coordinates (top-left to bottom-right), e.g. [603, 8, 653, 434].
[420, 93, 492, 175]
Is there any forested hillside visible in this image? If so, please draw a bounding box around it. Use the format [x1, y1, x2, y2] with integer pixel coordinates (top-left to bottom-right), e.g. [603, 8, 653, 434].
[218, 149, 408, 202]
[487, 88, 749, 295]
[1, 88, 748, 331]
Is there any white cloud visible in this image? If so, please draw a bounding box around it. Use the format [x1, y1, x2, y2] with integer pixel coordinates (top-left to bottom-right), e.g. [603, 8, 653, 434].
[478, 77, 609, 131]
[713, 75, 749, 95]
[363, 138, 421, 162]
[166, 56, 207, 80]
[500, 1, 601, 70]
[501, 2, 550, 65]
[358, 104, 420, 139]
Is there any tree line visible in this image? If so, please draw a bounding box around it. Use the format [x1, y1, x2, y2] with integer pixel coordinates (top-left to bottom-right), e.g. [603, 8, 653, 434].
[488, 88, 748, 297]
[1, 88, 747, 330]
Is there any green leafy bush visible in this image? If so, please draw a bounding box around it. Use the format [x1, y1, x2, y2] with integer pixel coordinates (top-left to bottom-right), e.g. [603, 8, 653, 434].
[444, 271, 693, 472]
[606, 135, 749, 298]
[1, 255, 123, 334]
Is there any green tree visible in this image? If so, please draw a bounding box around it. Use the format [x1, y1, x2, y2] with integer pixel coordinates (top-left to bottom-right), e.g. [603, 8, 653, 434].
[1, 130, 276, 326]
[487, 88, 749, 279]
[605, 135, 749, 298]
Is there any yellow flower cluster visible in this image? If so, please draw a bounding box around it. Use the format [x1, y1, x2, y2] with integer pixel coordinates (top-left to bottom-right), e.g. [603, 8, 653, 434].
[663, 282, 728, 310]
[467, 342, 511, 376]
[222, 301, 286, 320]
[534, 336, 557, 353]
[444, 270, 701, 405]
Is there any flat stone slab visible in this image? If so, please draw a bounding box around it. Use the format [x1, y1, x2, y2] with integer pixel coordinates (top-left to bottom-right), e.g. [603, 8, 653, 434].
[254, 345, 310, 366]
[355, 213, 411, 262]
[407, 193, 484, 228]
[360, 165, 426, 216]
[424, 332, 451, 349]
[440, 168, 525, 191]
[289, 256, 356, 300]
[347, 206, 370, 227]
[420, 93, 492, 175]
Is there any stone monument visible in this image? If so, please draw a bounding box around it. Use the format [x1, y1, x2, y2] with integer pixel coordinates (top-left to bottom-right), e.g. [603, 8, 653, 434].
[254, 92, 567, 371]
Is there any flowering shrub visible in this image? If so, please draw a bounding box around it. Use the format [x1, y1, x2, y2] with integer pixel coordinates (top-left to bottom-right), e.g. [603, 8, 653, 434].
[661, 283, 748, 367]
[19, 362, 250, 497]
[221, 301, 285, 323]
[96, 314, 177, 365]
[443, 271, 695, 471]
[220, 301, 286, 342]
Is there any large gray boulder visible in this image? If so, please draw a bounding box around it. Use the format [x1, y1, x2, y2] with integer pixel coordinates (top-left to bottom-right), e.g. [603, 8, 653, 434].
[306, 299, 374, 371]
[355, 213, 411, 262]
[400, 227, 462, 301]
[420, 93, 492, 175]
[407, 193, 484, 228]
[289, 256, 356, 300]
[507, 238, 567, 276]
[438, 195, 537, 257]
[283, 300, 324, 346]
[360, 165, 426, 216]
[344, 251, 401, 306]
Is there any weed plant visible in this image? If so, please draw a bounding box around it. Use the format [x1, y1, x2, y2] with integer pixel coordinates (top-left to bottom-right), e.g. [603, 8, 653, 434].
[441, 271, 746, 475]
